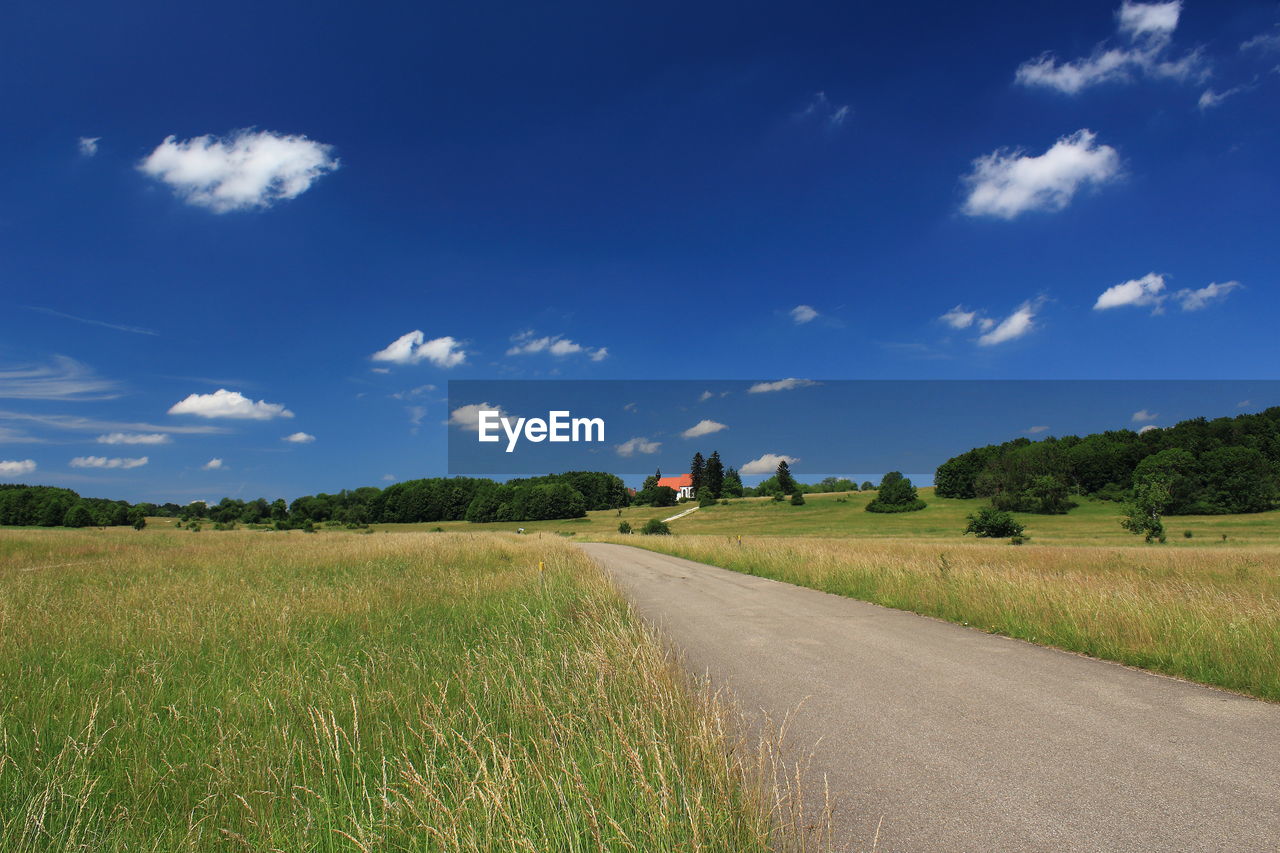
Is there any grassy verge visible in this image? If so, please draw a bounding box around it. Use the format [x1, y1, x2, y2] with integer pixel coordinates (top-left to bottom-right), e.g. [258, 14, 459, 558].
[0, 529, 788, 851]
[605, 535, 1280, 702]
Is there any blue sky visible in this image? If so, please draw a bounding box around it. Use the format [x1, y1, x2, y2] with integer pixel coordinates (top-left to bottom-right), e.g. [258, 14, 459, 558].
[1, 0, 1277, 501]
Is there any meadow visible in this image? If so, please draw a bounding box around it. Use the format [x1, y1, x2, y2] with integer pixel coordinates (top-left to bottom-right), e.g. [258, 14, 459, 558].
[0, 529, 804, 852]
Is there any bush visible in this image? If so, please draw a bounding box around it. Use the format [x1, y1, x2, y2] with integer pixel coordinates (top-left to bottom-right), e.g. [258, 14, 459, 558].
[641, 519, 671, 535]
[771, 494, 784, 503]
[617, 520, 632, 534]
[1184, 530, 1194, 539]
[866, 471, 927, 513]
[699, 489, 718, 508]
[790, 492, 805, 506]
[964, 507, 1025, 538]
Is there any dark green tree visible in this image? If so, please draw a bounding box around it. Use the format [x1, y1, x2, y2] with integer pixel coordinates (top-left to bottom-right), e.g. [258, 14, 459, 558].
[63, 503, 96, 528]
[775, 460, 797, 495]
[964, 507, 1024, 538]
[704, 451, 725, 499]
[690, 453, 706, 496]
[866, 472, 927, 513]
[722, 468, 744, 498]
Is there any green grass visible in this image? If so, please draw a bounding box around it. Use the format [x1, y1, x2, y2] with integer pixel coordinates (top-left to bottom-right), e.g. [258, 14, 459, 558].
[0, 529, 796, 852]
[383, 488, 1280, 547]
[606, 535, 1280, 702]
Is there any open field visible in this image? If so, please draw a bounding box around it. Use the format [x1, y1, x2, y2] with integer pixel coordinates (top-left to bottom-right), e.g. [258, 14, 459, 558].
[602, 534, 1280, 701]
[369, 488, 1280, 547]
[0, 529, 791, 852]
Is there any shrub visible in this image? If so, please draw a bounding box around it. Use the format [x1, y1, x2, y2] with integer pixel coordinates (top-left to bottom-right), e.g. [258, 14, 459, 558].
[790, 492, 805, 506]
[771, 494, 785, 503]
[699, 489, 718, 508]
[617, 520, 633, 534]
[1184, 530, 1194, 539]
[866, 472, 927, 513]
[641, 519, 671, 535]
[964, 507, 1025, 538]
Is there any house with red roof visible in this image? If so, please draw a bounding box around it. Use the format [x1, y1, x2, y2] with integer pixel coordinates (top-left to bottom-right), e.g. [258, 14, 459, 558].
[656, 473, 694, 500]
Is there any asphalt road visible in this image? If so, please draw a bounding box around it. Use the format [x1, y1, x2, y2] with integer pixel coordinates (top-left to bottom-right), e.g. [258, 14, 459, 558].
[578, 542, 1280, 853]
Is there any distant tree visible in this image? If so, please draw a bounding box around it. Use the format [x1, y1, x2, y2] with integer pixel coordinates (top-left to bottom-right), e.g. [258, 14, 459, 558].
[641, 518, 671, 535]
[1023, 475, 1074, 515]
[722, 468, 744, 498]
[270, 499, 288, 521]
[1121, 478, 1170, 543]
[790, 491, 806, 506]
[128, 507, 148, 530]
[638, 485, 677, 508]
[617, 520, 633, 534]
[642, 469, 661, 491]
[775, 460, 797, 495]
[704, 451, 725, 499]
[690, 453, 706, 496]
[699, 487, 718, 508]
[63, 503, 95, 528]
[866, 472, 927, 513]
[964, 507, 1024, 538]
[860, 481, 874, 491]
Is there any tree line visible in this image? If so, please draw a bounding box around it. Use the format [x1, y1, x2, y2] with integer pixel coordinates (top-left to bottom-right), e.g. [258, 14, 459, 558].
[935, 406, 1280, 515]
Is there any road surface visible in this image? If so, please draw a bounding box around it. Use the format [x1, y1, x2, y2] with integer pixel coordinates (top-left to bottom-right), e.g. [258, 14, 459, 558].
[579, 542, 1280, 853]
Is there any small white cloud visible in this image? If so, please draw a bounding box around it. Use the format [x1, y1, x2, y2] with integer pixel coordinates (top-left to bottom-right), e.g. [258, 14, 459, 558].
[616, 437, 662, 457]
[506, 331, 607, 361]
[371, 331, 467, 368]
[681, 419, 728, 439]
[1094, 272, 1167, 311]
[97, 432, 170, 445]
[698, 391, 715, 403]
[940, 305, 978, 329]
[748, 378, 819, 394]
[448, 402, 505, 432]
[741, 453, 799, 476]
[1132, 408, 1158, 422]
[1027, 425, 1051, 434]
[962, 130, 1120, 219]
[1174, 281, 1240, 311]
[70, 455, 149, 470]
[382, 474, 396, 481]
[790, 304, 819, 324]
[1198, 85, 1249, 110]
[168, 388, 293, 420]
[1238, 400, 1252, 408]
[1138, 424, 1160, 434]
[623, 402, 639, 412]
[978, 299, 1043, 346]
[0, 459, 37, 477]
[138, 129, 338, 213]
[390, 384, 436, 400]
[283, 431, 316, 444]
[1015, 1, 1201, 95]
[0, 356, 119, 401]
[1241, 30, 1280, 53]
[201, 458, 224, 470]
[78, 136, 100, 157]
[799, 92, 852, 128]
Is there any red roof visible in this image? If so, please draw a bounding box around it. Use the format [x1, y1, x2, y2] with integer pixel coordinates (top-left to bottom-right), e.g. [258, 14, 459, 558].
[657, 474, 693, 489]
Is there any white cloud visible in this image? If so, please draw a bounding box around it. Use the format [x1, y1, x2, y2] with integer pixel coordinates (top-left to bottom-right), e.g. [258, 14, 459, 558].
[97, 432, 171, 445]
[407, 406, 426, 427]
[28, 306, 158, 336]
[70, 455, 148, 470]
[741, 453, 799, 476]
[1198, 85, 1249, 110]
[616, 437, 662, 457]
[0, 356, 119, 401]
[78, 137, 100, 157]
[698, 391, 715, 402]
[201, 458, 224, 470]
[1027, 425, 1051, 434]
[940, 305, 978, 329]
[1094, 272, 1167, 311]
[1015, 1, 1201, 95]
[1132, 408, 1158, 422]
[799, 92, 852, 127]
[448, 402, 505, 432]
[138, 129, 338, 213]
[962, 130, 1120, 219]
[1174, 281, 1240, 311]
[0, 410, 227, 436]
[1138, 424, 1160, 434]
[1241, 30, 1280, 53]
[381, 474, 396, 482]
[0, 459, 37, 477]
[168, 388, 294, 420]
[978, 300, 1043, 346]
[505, 331, 607, 361]
[283, 431, 316, 443]
[748, 378, 819, 394]
[371, 331, 467, 368]
[790, 304, 819, 324]
[681, 419, 728, 439]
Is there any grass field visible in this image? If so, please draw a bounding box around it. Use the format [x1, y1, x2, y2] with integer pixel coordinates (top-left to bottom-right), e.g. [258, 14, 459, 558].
[608, 535, 1280, 702]
[378, 487, 1280, 547]
[0, 529, 803, 852]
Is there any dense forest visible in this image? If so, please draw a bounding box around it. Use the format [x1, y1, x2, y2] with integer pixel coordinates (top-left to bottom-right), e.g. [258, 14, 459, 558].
[0, 471, 628, 529]
[935, 406, 1280, 515]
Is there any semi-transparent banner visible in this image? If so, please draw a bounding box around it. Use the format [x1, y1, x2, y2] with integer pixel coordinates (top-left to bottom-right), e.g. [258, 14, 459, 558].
[446, 380, 1278, 479]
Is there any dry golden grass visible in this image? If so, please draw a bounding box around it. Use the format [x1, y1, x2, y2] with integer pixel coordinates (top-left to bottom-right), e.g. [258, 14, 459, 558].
[0, 529, 818, 852]
[607, 535, 1280, 701]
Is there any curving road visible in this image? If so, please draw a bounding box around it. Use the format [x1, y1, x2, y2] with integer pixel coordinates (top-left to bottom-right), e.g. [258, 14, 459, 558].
[579, 542, 1280, 853]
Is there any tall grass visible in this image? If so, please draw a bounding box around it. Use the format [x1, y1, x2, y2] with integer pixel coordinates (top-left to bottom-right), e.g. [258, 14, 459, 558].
[610, 536, 1280, 701]
[0, 530, 802, 851]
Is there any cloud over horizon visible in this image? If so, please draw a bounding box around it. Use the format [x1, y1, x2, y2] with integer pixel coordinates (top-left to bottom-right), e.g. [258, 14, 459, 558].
[740, 452, 799, 475]
[70, 455, 149, 469]
[168, 389, 294, 420]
